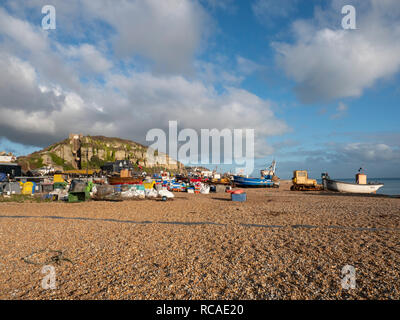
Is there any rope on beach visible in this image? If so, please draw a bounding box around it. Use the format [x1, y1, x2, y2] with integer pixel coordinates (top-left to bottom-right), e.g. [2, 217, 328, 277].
[21, 249, 74, 266]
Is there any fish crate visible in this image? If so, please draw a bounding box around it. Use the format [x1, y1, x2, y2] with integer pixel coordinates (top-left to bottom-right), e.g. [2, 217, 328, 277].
[231, 193, 247, 202]
[68, 191, 90, 203]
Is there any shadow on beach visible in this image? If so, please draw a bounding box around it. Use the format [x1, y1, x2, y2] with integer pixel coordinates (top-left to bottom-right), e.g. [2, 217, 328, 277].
[298, 191, 400, 199]
[211, 197, 231, 202]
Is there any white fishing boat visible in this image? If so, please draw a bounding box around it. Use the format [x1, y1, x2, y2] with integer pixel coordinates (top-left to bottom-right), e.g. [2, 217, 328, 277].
[321, 171, 383, 194]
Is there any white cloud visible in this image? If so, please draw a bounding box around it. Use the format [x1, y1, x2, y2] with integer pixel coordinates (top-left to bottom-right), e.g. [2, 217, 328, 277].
[61, 44, 112, 74]
[252, 0, 299, 24]
[273, 0, 400, 103]
[331, 102, 348, 119]
[2, 0, 211, 74]
[200, 0, 237, 13]
[0, 53, 64, 113]
[337, 102, 347, 112]
[0, 7, 47, 53]
[0, 62, 288, 156]
[0, 6, 288, 156]
[0, 7, 82, 92]
[83, 0, 210, 73]
[195, 59, 244, 86]
[342, 143, 400, 162]
[276, 140, 400, 178]
[236, 56, 264, 75]
[194, 56, 265, 87]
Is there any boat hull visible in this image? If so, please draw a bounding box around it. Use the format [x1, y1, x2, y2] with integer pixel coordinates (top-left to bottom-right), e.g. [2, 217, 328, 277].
[323, 179, 383, 194]
[233, 176, 278, 188]
[108, 177, 143, 185]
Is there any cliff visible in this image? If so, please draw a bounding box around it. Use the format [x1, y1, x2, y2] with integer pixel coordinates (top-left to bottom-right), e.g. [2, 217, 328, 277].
[17, 134, 183, 172]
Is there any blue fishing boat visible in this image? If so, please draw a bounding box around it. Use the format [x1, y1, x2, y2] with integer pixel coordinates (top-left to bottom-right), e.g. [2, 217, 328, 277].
[233, 161, 280, 188]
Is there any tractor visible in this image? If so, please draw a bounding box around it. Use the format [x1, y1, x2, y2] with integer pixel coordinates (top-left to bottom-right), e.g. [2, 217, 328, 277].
[290, 170, 323, 191]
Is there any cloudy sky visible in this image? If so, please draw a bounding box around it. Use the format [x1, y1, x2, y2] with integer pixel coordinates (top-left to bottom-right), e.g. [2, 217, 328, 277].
[0, 0, 399, 178]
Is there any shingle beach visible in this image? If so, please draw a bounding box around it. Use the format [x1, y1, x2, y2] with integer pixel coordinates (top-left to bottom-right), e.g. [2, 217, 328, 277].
[0, 181, 399, 299]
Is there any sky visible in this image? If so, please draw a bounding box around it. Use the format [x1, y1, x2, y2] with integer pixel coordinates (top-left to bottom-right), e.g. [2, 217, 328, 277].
[0, 0, 399, 179]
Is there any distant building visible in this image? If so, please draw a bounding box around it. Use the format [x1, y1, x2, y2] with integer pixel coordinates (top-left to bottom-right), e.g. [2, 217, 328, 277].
[0, 156, 13, 163]
[101, 160, 135, 174]
[0, 151, 17, 163]
[0, 163, 22, 178]
[201, 170, 213, 177]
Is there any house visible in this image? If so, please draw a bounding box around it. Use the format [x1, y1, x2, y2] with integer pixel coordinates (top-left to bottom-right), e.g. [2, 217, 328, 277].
[0, 163, 22, 178]
[101, 160, 135, 174]
[0, 151, 17, 163]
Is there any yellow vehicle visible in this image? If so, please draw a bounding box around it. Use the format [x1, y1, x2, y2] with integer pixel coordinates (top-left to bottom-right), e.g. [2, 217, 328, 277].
[291, 170, 323, 191]
[211, 177, 231, 185]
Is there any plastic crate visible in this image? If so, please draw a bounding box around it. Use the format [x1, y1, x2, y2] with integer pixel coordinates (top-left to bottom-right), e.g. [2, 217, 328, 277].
[68, 191, 90, 202]
[231, 193, 247, 202]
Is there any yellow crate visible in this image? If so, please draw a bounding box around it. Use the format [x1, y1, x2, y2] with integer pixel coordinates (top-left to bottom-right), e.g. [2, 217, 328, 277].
[53, 174, 65, 183]
[143, 181, 155, 189]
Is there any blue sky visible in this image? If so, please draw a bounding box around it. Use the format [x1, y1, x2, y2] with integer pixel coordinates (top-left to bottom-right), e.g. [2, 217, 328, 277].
[0, 0, 399, 178]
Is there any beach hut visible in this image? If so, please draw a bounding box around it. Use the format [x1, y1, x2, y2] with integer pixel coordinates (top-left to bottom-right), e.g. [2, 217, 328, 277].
[1, 182, 22, 195]
[22, 182, 35, 195]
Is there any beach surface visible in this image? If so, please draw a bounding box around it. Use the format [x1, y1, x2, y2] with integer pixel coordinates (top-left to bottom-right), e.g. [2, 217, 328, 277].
[0, 181, 399, 300]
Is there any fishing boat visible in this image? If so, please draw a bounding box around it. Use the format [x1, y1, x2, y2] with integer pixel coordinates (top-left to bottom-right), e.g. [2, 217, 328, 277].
[168, 181, 187, 192]
[108, 176, 143, 185]
[321, 172, 383, 194]
[211, 177, 231, 185]
[233, 161, 280, 188]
